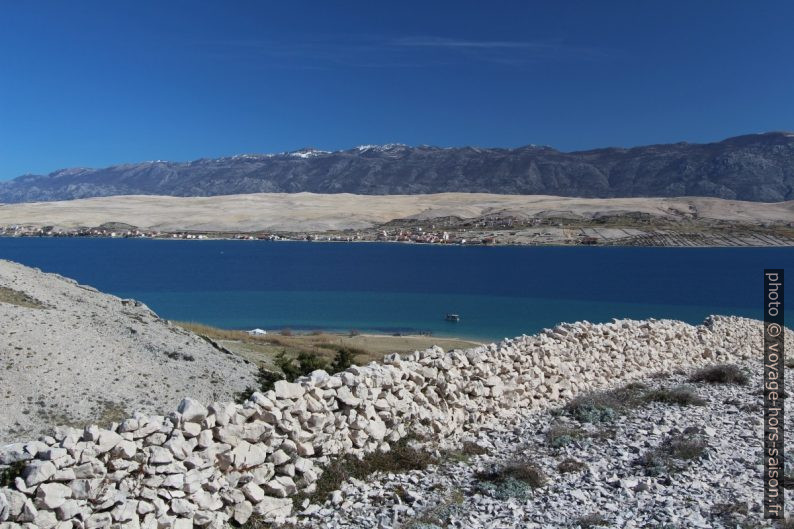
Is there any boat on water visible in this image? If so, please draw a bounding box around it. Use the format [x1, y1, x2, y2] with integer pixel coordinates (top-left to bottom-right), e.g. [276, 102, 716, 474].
[445, 313, 460, 322]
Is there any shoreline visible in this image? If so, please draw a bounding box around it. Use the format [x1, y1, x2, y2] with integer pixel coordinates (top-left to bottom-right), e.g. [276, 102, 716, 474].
[1, 232, 792, 248]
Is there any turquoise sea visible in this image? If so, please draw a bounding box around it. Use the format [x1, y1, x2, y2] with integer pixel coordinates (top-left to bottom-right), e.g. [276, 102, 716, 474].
[0, 238, 790, 340]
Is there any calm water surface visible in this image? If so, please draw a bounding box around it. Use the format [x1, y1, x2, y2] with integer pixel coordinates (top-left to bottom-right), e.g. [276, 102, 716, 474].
[0, 238, 791, 340]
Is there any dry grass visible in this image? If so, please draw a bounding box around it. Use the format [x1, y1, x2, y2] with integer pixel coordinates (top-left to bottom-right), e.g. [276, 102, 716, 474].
[557, 458, 587, 474]
[475, 460, 547, 488]
[563, 383, 648, 423]
[575, 514, 609, 528]
[0, 286, 46, 309]
[293, 435, 438, 506]
[689, 364, 749, 385]
[545, 423, 585, 448]
[176, 320, 481, 370]
[636, 432, 708, 476]
[644, 385, 706, 406]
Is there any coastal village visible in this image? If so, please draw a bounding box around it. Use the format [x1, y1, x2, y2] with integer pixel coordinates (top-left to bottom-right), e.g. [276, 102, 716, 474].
[2, 216, 793, 247]
[0, 220, 586, 246]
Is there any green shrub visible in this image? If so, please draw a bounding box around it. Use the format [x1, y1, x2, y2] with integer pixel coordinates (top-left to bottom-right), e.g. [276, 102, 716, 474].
[330, 347, 356, 373]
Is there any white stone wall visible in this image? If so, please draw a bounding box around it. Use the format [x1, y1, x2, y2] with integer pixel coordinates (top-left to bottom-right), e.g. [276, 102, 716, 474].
[0, 316, 777, 529]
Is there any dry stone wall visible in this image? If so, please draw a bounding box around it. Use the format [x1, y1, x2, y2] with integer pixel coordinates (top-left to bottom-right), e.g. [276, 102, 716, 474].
[0, 315, 778, 529]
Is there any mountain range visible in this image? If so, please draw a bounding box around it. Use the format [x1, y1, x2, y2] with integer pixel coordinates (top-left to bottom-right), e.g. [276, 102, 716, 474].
[2, 132, 793, 203]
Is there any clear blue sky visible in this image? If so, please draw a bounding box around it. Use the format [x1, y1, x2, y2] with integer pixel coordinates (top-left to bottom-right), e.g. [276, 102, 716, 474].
[1, 1, 793, 179]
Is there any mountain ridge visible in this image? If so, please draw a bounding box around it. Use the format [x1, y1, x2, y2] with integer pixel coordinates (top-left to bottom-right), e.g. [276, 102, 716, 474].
[2, 132, 793, 203]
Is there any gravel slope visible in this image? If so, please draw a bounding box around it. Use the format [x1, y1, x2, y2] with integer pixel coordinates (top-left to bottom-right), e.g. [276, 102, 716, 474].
[296, 359, 788, 529]
[0, 259, 258, 444]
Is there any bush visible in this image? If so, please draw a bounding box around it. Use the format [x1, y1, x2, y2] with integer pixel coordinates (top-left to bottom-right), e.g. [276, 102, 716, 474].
[234, 367, 284, 403]
[275, 350, 328, 380]
[644, 385, 706, 406]
[689, 364, 748, 385]
[330, 347, 356, 373]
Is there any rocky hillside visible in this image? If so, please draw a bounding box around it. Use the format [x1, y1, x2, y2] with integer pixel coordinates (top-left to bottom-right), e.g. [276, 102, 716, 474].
[0, 260, 258, 444]
[2, 132, 793, 203]
[1, 313, 786, 529]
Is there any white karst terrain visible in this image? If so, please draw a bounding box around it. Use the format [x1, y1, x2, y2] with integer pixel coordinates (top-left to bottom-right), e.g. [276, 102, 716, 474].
[0, 259, 259, 444]
[0, 262, 790, 529]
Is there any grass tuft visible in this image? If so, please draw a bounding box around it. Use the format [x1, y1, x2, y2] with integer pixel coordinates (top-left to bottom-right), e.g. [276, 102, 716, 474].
[636, 432, 708, 476]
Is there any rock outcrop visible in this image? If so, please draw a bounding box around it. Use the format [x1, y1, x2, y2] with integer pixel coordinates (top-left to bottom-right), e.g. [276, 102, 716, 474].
[0, 314, 782, 529]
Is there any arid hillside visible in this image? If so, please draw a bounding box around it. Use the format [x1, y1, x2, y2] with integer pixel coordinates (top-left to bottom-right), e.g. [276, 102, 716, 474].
[0, 259, 259, 444]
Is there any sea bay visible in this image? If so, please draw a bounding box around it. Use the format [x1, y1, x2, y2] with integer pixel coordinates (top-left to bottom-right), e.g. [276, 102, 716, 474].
[0, 237, 790, 340]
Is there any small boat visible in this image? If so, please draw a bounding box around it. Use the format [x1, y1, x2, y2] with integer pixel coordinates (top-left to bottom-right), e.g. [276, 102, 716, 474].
[445, 313, 460, 322]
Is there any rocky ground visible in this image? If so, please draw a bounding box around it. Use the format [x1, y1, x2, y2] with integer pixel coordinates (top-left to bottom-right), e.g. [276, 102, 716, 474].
[0, 259, 259, 444]
[294, 360, 790, 529]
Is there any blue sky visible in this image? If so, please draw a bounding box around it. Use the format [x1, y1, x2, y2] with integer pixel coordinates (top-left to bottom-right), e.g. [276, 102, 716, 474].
[1, 1, 792, 179]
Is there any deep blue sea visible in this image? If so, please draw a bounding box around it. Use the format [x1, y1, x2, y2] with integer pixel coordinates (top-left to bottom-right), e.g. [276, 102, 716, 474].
[0, 238, 791, 340]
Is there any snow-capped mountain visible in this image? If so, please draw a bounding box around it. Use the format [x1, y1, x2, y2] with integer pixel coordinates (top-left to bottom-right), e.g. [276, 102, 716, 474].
[1, 133, 793, 203]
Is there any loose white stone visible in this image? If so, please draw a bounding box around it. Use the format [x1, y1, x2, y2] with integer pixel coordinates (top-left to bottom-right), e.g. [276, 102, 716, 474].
[35, 483, 72, 510]
[273, 380, 305, 400]
[178, 398, 208, 423]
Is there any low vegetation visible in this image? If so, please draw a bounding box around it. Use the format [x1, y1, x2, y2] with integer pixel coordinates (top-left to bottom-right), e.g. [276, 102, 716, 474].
[474, 460, 547, 500]
[443, 441, 490, 463]
[636, 432, 708, 476]
[562, 382, 648, 423]
[0, 286, 46, 309]
[689, 364, 748, 385]
[293, 435, 438, 506]
[404, 489, 465, 529]
[234, 346, 357, 403]
[562, 380, 707, 424]
[643, 385, 706, 406]
[0, 461, 26, 488]
[575, 513, 609, 528]
[545, 423, 585, 448]
[557, 458, 587, 474]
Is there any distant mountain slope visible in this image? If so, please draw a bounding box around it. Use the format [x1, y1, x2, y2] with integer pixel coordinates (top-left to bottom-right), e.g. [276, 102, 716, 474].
[2, 132, 793, 203]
